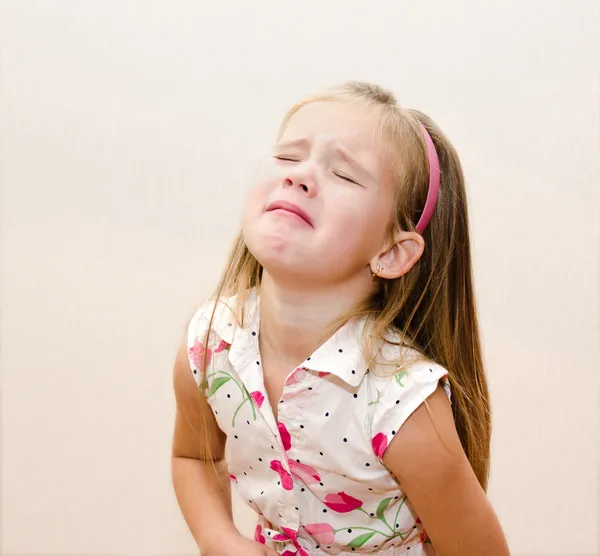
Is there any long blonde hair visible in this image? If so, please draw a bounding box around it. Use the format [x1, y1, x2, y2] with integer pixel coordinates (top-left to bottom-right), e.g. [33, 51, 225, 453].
[196, 81, 491, 490]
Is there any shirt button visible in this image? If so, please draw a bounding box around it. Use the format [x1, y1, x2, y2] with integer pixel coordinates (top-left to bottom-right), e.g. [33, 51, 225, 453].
[295, 370, 307, 382]
[285, 405, 297, 418]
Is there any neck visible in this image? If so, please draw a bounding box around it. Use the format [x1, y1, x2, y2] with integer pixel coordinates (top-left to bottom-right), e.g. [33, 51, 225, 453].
[258, 271, 372, 366]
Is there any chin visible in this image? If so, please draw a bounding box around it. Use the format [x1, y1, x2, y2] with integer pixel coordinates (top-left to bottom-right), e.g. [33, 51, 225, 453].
[247, 233, 297, 268]
[244, 230, 309, 278]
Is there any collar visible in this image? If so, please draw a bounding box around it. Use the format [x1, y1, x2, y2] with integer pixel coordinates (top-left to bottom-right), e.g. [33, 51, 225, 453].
[212, 289, 371, 387]
[298, 318, 370, 387]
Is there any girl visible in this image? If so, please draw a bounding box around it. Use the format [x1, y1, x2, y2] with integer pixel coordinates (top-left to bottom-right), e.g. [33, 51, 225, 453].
[172, 81, 510, 556]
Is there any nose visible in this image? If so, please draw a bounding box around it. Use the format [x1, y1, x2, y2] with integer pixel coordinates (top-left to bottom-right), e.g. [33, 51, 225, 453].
[283, 165, 317, 196]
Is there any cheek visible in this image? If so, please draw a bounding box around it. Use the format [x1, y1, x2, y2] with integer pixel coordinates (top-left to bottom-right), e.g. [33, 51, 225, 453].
[244, 186, 264, 214]
[328, 196, 389, 248]
[245, 165, 281, 210]
[242, 177, 274, 223]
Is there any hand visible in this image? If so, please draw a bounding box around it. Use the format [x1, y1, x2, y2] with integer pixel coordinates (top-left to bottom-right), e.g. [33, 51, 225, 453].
[201, 532, 279, 556]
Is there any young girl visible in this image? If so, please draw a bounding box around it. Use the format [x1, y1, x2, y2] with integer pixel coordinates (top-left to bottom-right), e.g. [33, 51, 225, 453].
[172, 82, 510, 555]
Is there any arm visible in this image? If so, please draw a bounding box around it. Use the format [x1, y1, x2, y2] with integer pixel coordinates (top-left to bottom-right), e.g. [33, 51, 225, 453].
[382, 386, 510, 556]
[172, 340, 278, 556]
[171, 340, 237, 552]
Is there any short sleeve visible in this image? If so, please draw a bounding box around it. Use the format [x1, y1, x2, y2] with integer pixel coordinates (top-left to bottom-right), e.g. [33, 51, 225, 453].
[186, 301, 213, 387]
[369, 362, 451, 459]
[186, 297, 236, 387]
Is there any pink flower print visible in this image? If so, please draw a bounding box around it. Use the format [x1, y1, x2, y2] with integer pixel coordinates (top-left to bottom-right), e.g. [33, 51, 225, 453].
[269, 460, 293, 490]
[276, 529, 309, 556]
[214, 339, 230, 353]
[274, 526, 310, 555]
[229, 474, 237, 481]
[273, 527, 297, 542]
[278, 422, 292, 451]
[250, 391, 264, 408]
[304, 522, 335, 545]
[189, 339, 211, 369]
[281, 527, 298, 540]
[371, 432, 388, 458]
[188, 335, 230, 370]
[289, 460, 321, 484]
[254, 524, 265, 544]
[323, 492, 363, 513]
[285, 367, 308, 386]
[415, 517, 431, 544]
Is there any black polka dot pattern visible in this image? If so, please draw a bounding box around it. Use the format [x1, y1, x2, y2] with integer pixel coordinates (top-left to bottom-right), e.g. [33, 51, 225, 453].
[186, 304, 447, 554]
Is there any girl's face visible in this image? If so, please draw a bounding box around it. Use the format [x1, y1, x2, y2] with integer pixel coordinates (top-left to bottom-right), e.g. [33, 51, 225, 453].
[242, 101, 395, 286]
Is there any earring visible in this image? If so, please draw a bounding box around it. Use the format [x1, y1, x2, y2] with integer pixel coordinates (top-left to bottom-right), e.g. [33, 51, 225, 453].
[372, 262, 384, 277]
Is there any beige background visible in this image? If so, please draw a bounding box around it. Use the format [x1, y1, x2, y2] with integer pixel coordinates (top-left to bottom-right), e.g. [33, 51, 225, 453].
[1, 1, 599, 555]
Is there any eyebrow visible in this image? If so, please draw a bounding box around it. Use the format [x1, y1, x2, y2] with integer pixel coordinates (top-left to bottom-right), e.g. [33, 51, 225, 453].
[334, 145, 376, 183]
[275, 138, 376, 183]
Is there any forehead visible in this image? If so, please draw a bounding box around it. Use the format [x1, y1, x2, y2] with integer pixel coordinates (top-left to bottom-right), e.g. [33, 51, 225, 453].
[279, 101, 386, 161]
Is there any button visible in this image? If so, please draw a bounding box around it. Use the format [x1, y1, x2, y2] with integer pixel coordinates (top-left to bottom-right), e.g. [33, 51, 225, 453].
[284, 405, 297, 418]
[294, 370, 307, 382]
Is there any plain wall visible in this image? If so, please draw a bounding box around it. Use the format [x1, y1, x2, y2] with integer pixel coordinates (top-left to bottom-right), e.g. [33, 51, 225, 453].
[1, 1, 598, 555]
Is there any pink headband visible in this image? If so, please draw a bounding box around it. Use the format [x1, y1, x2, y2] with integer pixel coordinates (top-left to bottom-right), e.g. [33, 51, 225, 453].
[414, 123, 441, 234]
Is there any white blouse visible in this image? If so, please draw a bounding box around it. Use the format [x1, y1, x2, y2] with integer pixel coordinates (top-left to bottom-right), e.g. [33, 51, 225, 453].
[187, 290, 450, 555]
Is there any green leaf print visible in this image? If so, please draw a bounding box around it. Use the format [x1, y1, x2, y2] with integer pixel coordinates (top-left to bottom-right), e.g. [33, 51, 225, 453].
[395, 370, 407, 387]
[347, 531, 376, 547]
[375, 497, 392, 518]
[208, 376, 231, 397]
[368, 389, 382, 406]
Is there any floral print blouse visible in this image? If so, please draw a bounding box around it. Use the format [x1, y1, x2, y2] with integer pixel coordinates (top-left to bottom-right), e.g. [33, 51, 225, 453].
[187, 290, 450, 555]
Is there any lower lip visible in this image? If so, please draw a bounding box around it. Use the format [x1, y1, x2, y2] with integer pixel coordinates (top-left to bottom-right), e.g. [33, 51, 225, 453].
[268, 208, 311, 226]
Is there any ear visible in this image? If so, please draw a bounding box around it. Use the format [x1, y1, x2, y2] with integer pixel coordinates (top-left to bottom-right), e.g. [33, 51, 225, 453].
[370, 231, 425, 279]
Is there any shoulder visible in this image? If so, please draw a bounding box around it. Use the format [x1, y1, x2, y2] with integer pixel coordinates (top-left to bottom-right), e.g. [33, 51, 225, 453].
[186, 289, 259, 381]
[366, 350, 451, 459]
[370, 359, 450, 398]
[185, 295, 237, 381]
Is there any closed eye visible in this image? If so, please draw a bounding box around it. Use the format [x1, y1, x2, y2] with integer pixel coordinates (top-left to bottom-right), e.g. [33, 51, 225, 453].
[334, 172, 361, 186]
[274, 156, 299, 162]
